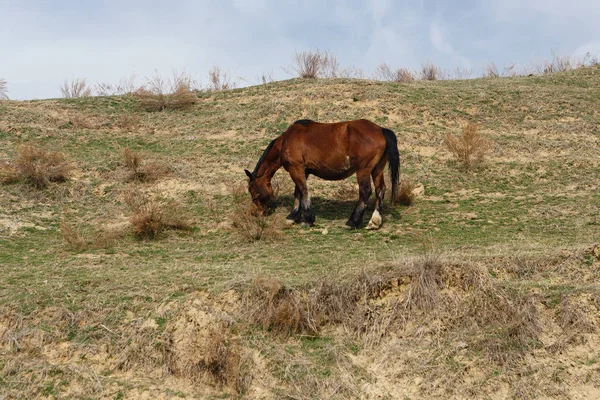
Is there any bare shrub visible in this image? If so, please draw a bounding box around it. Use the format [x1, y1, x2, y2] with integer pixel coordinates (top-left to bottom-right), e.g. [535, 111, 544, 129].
[12, 145, 73, 188]
[60, 77, 92, 98]
[396, 177, 416, 206]
[208, 66, 234, 91]
[420, 62, 444, 80]
[95, 74, 137, 96]
[245, 277, 317, 336]
[0, 78, 8, 100]
[337, 66, 365, 79]
[289, 49, 338, 79]
[483, 61, 500, 78]
[444, 123, 492, 171]
[375, 64, 415, 83]
[259, 71, 274, 85]
[134, 71, 198, 112]
[122, 148, 169, 183]
[452, 67, 473, 80]
[403, 254, 444, 311]
[125, 189, 192, 240]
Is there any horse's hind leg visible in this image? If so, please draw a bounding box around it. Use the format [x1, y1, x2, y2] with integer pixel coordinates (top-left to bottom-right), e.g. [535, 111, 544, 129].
[286, 184, 302, 224]
[346, 171, 372, 229]
[366, 167, 386, 230]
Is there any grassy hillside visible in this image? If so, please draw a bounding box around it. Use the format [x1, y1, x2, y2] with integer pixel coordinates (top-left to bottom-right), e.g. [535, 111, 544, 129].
[1, 67, 600, 399]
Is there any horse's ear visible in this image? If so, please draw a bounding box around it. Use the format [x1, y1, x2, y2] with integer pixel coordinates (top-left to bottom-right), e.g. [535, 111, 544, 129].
[244, 169, 253, 180]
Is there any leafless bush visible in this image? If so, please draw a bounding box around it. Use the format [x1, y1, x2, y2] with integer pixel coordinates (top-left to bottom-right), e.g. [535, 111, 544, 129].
[244, 277, 318, 336]
[483, 61, 500, 78]
[259, 71, 274, 85]
[337, 66, 365, 79]
[9, 144, 73, 188]
[231, 202, 282, 242]
[60, 77, 92, 98]
[125, 189, 192, 240]
[444, 123, 493, 171]
[122, 148, 169, 183]
[421, 62, 445, 80]
[208, 66, 234, 91]
[0, 78, 8, 100]
[95, 74, 137, 96]
[375, 63, 415, 83]
[134, 71, 198, 111]
[288, 49, 338, 79]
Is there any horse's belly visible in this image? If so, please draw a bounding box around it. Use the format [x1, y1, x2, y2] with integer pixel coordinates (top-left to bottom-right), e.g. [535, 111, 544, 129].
[307, 166, 355, 180]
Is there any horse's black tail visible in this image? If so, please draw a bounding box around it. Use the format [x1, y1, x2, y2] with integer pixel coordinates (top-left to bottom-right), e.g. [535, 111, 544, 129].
[382, 128, 400, 204]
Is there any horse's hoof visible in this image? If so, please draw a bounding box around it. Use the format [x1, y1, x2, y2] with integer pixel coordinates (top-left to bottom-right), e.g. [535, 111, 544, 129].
[285, 219, 296, 225]
[301, 222, 313, 228]
[345, 221, 357, 230]
[365, 222, 380, 230]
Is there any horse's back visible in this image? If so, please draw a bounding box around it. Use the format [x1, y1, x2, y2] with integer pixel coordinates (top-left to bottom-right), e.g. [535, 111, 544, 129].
[280, 119, 387, 178]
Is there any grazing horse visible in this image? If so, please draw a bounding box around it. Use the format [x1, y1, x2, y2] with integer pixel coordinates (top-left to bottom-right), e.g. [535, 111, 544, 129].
[245, 119, 399, 229]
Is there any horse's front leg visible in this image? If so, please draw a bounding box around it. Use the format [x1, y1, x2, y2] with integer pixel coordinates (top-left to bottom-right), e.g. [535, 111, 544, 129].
[286, 184, 302, 224]
[288, 167, 315, 226]
[346, 172, 372, 229]
[366, 169, 385, 230]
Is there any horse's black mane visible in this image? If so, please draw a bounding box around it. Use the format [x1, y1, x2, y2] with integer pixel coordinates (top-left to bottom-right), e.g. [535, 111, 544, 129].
[294, 119, 315, 126]
[252, 139, 277, 178]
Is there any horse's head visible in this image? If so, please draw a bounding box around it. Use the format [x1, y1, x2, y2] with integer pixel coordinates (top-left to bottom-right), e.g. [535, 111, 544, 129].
[245, 169, 275, 214]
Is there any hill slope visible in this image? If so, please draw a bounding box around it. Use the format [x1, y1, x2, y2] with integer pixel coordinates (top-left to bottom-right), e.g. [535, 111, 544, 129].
[1, 67, 600, 399]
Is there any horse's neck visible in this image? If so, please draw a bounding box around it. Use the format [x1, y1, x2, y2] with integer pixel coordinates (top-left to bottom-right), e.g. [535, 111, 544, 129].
[257, 137, 282, 179]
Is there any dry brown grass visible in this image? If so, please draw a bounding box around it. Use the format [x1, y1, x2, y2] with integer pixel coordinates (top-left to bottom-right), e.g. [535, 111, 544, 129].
[0, 78, 8, 100]
[125, 188, 192, 240]
[444, 123, 493, 171]
[60, 77, 92, 98]
[230, 183, 284, 242]
[375, 64, 416, 82]
[122, 148, 169, 182]
[0, 162, 20, 184]
[244, 277, 318, 336]
[134, 71, 198, 112]
[3, 144, 73, 188]
[60, 220, 122, 251]
[115, 113, 141, 131]
[396, 176, 416, 206]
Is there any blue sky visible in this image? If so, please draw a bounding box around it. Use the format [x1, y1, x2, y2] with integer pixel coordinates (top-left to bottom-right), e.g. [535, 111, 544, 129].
[2, 0, 599, 100]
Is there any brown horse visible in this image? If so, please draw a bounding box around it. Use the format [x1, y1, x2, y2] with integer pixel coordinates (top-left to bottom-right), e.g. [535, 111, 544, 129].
[245, 119, 399, 229]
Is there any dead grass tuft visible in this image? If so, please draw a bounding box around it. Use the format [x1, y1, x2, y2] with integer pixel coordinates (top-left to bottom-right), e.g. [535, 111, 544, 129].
[60, 220, 122, 251]
[403, 253, 444, 311]
[122, 148, 169, 182]
[444, 123, 493, 171]
[115, 113, 141, 131]
[60, 77, 92, 98]
[396, 176, 416, 206]
[134, 71, 198, 112]
[5, 144, 73, 188]
[0, 162, 20, 184]
[125, 188, 192, 240]
[245, 277, 318, 336]
[230, 184, 283, 242]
